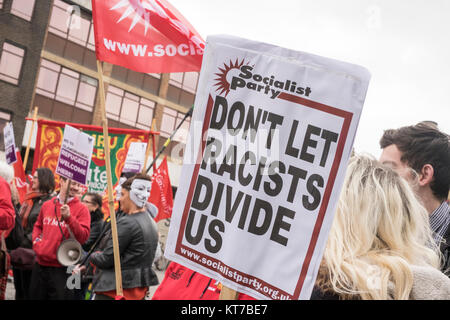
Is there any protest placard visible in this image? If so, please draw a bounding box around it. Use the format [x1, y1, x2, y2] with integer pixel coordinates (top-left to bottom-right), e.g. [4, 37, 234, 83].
[122, 142, 147, 174]
[55, 125, 95, 185]
[32, 119, 151, 193]
[165, 35, 370, 300]
[3, 122, 17, 165]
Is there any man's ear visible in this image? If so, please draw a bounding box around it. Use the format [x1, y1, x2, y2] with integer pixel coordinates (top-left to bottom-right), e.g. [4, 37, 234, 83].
[418, 164, 434, 187]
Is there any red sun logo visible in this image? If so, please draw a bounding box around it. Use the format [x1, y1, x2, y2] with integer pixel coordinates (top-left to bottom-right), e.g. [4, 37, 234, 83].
[213, 58, 250, 97]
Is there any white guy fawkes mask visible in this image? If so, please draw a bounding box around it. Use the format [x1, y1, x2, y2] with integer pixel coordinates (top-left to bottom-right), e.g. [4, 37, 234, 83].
[129, 179, 151, 208]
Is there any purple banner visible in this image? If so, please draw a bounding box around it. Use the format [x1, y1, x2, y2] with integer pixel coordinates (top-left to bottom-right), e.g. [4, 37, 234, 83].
[122, 162, 142, 174]
[5, 145, 17, 165]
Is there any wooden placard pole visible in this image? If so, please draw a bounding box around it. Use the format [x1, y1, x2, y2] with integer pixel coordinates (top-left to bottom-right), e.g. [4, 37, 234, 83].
[23, 107, 38, 171]
[219, 285, 239, 300]
[63, 179, 71, 205]
[96, 60, 123, 298]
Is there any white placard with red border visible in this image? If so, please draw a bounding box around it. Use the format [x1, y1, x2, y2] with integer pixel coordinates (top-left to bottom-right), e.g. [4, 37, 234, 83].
[165, 35, 371, 300]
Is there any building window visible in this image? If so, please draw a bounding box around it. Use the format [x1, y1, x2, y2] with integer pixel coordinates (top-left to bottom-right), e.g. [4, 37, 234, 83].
[167, 72, 198, 107]
[0, 42, 25, 85]
[0, 110, 12, 151]
[110, 65, 161, 95]
[169, 72, 199, 93]
[35, 59, 97, 112]
[105, 85, 156, 130]
[48, 0, 95, 50]
[160, 107, 177, 137]
[160, 107, 191, 144]
[10, 0, 35, 21]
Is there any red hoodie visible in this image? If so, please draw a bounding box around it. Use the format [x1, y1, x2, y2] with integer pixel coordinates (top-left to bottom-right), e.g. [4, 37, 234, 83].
[32, 196, 90, 267]
[0, 176, 15, 235]
[152, 262, 255, 300]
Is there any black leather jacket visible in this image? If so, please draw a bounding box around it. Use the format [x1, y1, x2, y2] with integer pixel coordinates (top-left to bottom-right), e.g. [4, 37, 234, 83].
[90, 207, 159, 292]
[82, 208, 104, 252]
[22, 193, 53, 248]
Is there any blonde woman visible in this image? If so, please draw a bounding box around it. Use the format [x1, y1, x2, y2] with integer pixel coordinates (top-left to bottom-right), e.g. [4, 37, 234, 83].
[312, 154, 450, 300]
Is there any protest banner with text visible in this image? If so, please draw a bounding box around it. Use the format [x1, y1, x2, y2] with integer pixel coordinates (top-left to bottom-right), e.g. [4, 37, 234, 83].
[122, 141, 148, 174]
[55, 125, 95, 185]
[92, 0, 204, 73]
[165, 35, 371, 300]
[32, 119, 150, 194]
[3, 122, 17, 165]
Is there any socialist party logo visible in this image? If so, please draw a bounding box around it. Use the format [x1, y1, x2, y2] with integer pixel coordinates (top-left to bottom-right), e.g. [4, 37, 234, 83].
[214, 58, 312, 99]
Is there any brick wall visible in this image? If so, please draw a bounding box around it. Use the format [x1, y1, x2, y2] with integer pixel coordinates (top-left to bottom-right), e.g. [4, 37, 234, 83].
[0, 0, 52, 147]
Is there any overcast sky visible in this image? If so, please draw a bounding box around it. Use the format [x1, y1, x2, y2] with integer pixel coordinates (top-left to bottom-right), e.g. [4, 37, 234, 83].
[168, 0, 450, 158]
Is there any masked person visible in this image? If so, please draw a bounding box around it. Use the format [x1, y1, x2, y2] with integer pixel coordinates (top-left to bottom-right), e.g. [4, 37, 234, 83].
[29, 177, 90, 300]
[72, 172, 138, 300]
[87, 173, 159, 300]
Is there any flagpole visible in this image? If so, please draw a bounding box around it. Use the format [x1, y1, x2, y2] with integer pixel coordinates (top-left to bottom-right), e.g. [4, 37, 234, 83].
[141, 119, 157, 174]
[145, 105, 193, 174]
[23, 107, 38, 171]
[96, 60, 123, 298]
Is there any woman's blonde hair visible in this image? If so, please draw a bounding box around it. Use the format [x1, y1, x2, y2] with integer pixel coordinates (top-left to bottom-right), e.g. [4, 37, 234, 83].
[316, 154, 441, 300]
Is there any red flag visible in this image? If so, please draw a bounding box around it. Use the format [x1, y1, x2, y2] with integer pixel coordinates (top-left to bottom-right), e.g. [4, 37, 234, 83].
[12, 148, 29, 203]
[92, 0, 204, 73]
[149, 157, 173, 222]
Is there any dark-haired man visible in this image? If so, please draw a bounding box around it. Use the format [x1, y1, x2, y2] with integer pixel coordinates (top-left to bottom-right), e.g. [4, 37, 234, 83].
[379, 121, 450, 275]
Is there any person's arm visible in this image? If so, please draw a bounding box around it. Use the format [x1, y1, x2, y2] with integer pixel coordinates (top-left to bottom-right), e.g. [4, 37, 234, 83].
[90, 217, 135, 269]
[82, 219, 103, 251]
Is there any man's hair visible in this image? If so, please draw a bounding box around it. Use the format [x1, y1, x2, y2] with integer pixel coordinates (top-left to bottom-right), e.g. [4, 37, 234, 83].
[379, 122, 450, 200]
[121, 173, 151, 191]
[36, 167, 55, 194]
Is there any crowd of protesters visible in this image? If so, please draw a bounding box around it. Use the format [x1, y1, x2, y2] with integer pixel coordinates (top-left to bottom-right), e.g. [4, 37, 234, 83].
[0, 121, 449, 300]
[0, 167, 160, 300]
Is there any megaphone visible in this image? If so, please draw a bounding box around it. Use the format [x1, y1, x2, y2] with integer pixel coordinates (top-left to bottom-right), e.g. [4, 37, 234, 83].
[56, 239, 83, 266]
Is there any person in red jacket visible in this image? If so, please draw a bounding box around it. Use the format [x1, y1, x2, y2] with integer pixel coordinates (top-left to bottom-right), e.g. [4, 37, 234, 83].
[0, 175, 15, 232]
[29, 177, 90, 300]
[152, 261, 255, 300]
[0, 171, 16, 300]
